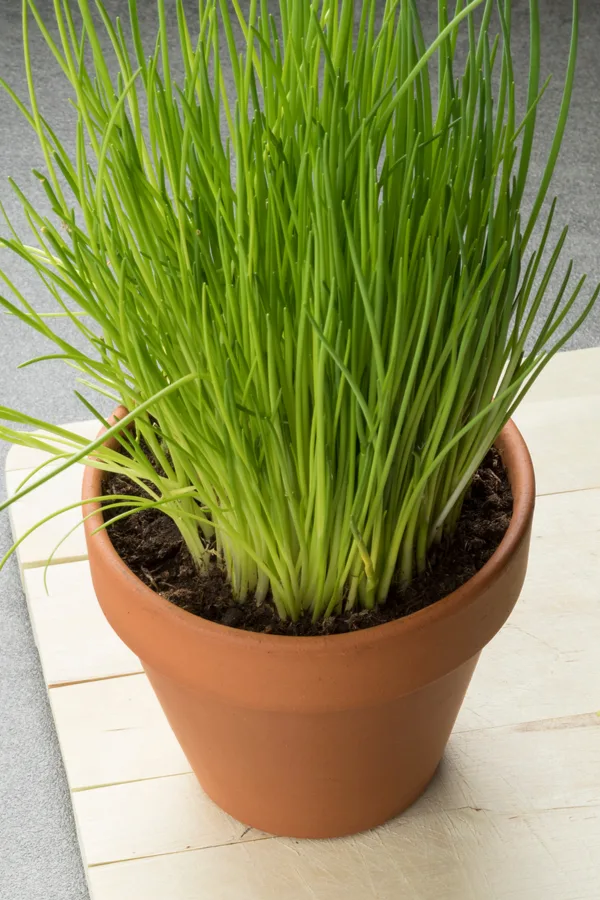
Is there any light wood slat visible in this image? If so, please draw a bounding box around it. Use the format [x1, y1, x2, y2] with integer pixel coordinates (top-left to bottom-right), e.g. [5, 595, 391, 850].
[49, 675, 190, 790]
[21, 561, 142, 686]
[73, 774, 265, 866]
[521, 347, 600, 404]
[457, 488, 600, 731]
[6, 463, 87, 567]
[513, 395, 600, 496]
[73, 712, 599, 867]
[29, 591, 141, 686]
[88, 805, 600, 900]
[5, 419, 100, 473]
[23, 559, 95, 599]
[523, 485, 600, 536]
[442, 713, 600, 814]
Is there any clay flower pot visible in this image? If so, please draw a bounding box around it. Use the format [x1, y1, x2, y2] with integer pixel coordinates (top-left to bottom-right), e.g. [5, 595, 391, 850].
[83, 418, 534, 839]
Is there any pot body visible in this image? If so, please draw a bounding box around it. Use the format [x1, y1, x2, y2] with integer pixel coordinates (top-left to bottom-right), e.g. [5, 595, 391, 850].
[83, 420, 534, 838]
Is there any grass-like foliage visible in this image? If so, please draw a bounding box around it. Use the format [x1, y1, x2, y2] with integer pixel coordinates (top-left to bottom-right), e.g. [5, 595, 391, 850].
[0, 0, 597, 621]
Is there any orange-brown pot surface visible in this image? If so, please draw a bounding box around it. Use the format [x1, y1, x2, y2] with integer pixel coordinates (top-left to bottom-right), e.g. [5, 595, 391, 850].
[83, 419, 535, 838]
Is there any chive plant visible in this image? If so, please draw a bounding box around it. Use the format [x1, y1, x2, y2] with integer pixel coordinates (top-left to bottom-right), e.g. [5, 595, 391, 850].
[0, 0, 597, 622]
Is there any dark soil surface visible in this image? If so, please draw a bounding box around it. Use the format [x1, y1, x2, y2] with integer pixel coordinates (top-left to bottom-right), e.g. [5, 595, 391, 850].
[103, 448, 512, 636]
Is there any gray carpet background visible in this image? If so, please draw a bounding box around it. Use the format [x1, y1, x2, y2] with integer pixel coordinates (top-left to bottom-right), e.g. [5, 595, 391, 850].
[1, 2, 599, 898]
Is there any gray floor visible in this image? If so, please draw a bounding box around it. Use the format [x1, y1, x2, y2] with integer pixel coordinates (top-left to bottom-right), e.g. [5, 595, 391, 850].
[0, 2, 599, 898]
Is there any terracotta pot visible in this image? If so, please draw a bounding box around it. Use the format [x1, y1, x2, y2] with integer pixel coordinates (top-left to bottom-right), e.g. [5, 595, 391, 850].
[83, 417, 534, 839]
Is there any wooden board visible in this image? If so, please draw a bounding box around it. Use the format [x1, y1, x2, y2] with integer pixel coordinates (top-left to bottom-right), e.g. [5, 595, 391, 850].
[5, 352, 600, 899]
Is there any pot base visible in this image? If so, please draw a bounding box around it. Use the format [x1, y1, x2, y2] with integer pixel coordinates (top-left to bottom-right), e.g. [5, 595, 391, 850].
[205, 767, 440, 840]
[144, 653, 479, 839]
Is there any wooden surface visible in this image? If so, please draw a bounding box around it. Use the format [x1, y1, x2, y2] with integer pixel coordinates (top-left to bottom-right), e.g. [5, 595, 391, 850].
[5, 347, 600, 899]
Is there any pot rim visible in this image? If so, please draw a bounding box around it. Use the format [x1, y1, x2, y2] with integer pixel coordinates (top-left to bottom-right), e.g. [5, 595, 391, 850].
[83, 416, 535, 655]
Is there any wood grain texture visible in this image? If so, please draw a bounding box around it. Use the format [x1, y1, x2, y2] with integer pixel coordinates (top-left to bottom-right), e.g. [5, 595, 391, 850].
[73, 774, 265, 866]
[23, 560, 95, 600]
[22, 561, 141, 686]
[521, 347, 600, 404]
[4, 420, 100, 473]
[457, 488, 600, 730]
[49, 675, 190, 790]
[72, 712, 600, 868]
[28, 591, 141, 686]
[88, 805, 600, 900]
[513, 395, 600, 495]
[6, 463, 87, 567]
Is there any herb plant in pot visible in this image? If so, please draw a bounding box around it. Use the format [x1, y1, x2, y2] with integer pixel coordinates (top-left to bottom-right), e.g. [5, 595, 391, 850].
[1, 0, 598, 839]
